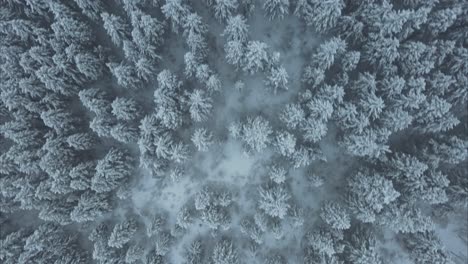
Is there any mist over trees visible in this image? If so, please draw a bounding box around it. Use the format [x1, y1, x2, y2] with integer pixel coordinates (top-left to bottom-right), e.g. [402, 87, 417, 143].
[0, 0, 467, 263]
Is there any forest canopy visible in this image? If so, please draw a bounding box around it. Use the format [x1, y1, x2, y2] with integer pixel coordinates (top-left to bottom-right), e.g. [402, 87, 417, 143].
[0, 0, 467, 263]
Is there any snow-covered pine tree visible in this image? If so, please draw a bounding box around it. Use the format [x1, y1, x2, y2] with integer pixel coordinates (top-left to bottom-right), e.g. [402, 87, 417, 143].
[258, 184, 290, 219]
[70, 161, 96, 191]
[162, 0, 191, 31]
[101, 12, 131, 46]
[108, 218, 138, 248]
[310, 37, 346, 70]
[274, 131, 296, 157]
[91, 147, 135, 193]
[186, 89, 213, 122]
[125, 242, 145, 263]
[73, 0, 105, 21]
[243, 41, 269, 74]
[78, 88, 113, 115]
[223, 15, 249, 42]
[213, 0, 238, 22]
[111, 97, 143, 121]
[70, 191, 111, 222]
[241, 116, 273, 152]
[184, 239, 204, 264]
[191, 128, 214, 151]
[265, 66, 289, 93]
[67, 132, 98, 150]
[107, 62, 143, 90]
[404, 231, 454, 264]
[320, 201, 351, 230]
[347, 171, 400, 223]
[212, 238, 239, 264]
[110, 122, 140, 143]
[280, 103, 305, 130]
[263, 0, 289, 20]
[378, 203, 434, 233]
[294, 0, 345, 33]
[225, 40, 245, 68]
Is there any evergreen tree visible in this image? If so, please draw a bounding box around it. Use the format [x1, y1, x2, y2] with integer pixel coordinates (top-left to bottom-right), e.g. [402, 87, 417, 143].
[223, 15, 249, 42]
[243, 41, 269, 74]
[183, 13, 208, 38]
[101, 12, 131, 46]
[146, 215, 166, 237]
[169, 141, 189, 163]
[78, 88, 113, 115]
[206, 74, 222, 93]
[274, 131, 296, 157]
[380, 107, 413, 132]
[265, 66, 289, 93]
[71, 191, 111, 222]
[184, 52, 199, 78]
[398, 41, 435, 76]
[186, 89, 213, 122]
[74, 51, 105, 81]
[294, 0, 345, 33]
[154, 232, 172, 256]
[344, 226, 383, 264]
[241, 116, 273, 152]
[413, 96, 459, 133]
[363, 33, 399, 70]
[378, 203, 434, 233]
[91, 147, 135, 193]
[225, 40, 245, 68]
[184, 239, 204, 264]
[240, 218, 263, 244]
[341, 51, 360, 72]
[347, 171, 400, 223]
[213, 0, 239, 22]
[145, 249, 165, 264]
[70, 161, 96, 191]
[358, 91, 384, 121]
[131, 10, 166, 59]
[311, 37, 347, 70]
[301, 118, 328, 143]
[263, 0, 289, 20]
[404, 231, 454, 264]
[191, 128, 214, 151]
[125, 242, 144, 263]
[269, 165, 287, 184]
[108, 62, 144, 90]
[0, 229, 29, 264]
[162, 0, 190, 30]
[111, 97, 143, 121]
[306, 98, 334, 121]
[305, 228, 342, 257]
[320, 201, 350, 230]
[40, 108, 77, 134]
[108, 219, 138, 248]
[280, 103, 306, 130]
[212, 238, 239, 264]
[201, 205, 231, 230]
[341, 128, 390, 158]
[90, 115, 116, 138]
[258, 184, 290, 219]
[176, 206, 195, 229]
[154, 70, 184, 129]
[424, 136, 468, 165]
[427, 7, 462, 37]
[67, 132, 98, 150]
[74, 0, 105, 21]
[110, 122, 140, 143]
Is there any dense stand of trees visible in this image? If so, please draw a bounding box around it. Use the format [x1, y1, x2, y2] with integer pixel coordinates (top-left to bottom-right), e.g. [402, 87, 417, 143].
[0, 0, 467, 263]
